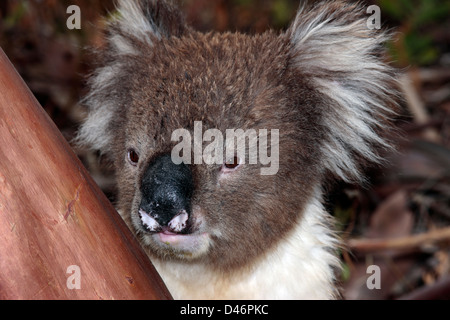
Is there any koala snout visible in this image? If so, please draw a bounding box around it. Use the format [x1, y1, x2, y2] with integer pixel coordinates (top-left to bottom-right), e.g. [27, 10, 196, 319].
[139, 154, 193, 233]
[139, 208, 189, 233]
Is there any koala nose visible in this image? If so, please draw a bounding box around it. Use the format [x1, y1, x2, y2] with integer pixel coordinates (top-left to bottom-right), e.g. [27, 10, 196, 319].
[139, 154, 193, 233]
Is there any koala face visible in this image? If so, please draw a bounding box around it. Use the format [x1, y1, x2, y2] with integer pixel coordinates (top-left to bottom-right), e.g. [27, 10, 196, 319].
[109, 31, 325, 271]
[78, 0, 397, 274]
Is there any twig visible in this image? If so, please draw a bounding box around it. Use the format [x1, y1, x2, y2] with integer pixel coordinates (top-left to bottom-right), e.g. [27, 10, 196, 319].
[399, 72, 441, 143]
[396, 276, 450, 300]
[347, 226, 450, 253]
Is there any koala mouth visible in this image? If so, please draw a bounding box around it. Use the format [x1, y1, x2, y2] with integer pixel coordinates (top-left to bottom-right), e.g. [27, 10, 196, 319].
[138, 209, 209, 253]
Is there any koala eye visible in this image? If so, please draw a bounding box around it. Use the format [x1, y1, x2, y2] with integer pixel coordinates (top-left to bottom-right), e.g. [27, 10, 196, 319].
[127, 149, 140, 166]
[223, 156, 241, 171]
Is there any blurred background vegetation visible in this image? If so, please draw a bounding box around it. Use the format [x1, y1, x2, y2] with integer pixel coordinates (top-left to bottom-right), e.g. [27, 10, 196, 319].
[0, 0, 449, 299]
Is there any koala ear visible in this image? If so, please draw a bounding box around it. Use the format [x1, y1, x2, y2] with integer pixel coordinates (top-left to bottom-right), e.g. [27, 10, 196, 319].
[76, 1, 189, 154]
[110, 0, 189, 55]
[286, 1, 398, 182]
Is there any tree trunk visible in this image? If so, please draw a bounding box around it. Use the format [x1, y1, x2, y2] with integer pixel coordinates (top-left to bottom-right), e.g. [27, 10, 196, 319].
[0, 47, 172, 300]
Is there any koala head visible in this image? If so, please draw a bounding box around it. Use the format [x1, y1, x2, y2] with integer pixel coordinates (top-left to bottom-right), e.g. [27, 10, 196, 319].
[77, 0, 397, 273]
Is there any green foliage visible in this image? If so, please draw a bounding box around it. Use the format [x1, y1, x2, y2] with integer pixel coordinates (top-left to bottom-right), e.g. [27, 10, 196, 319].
[271, 0, 297, 29]
[341, 262, 351, 282]
[230, 0, 297, 30]
[379, 0, 450, 66]
[2, 1, 28, 29]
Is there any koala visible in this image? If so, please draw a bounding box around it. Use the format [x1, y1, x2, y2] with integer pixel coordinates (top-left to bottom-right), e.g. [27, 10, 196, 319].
[77, 0, 397, 299]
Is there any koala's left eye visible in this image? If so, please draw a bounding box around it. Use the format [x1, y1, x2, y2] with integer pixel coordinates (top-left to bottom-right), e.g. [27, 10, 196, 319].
[223, 156, 241, 171]
[127, 149, 140, 166]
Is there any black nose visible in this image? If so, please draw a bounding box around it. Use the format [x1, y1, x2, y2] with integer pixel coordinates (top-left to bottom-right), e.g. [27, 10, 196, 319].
[139, 154, 193, 232]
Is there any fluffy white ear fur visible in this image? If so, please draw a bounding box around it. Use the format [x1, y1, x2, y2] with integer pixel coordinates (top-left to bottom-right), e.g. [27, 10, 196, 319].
[112, 0, 161, 54]
[76, 1, 155, 153]
[287, 1, 398, 183]
[76, 0, 188, 154]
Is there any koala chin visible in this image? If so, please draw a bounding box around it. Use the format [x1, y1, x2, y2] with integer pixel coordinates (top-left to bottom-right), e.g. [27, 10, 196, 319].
[77, 0, 398, 299]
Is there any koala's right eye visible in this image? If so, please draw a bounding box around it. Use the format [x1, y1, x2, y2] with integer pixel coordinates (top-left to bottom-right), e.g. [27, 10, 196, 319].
[127, 149, 140, 166]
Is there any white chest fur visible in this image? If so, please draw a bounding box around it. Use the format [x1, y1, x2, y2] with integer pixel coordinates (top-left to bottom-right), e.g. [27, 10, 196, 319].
[151, 194, 341, 300]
